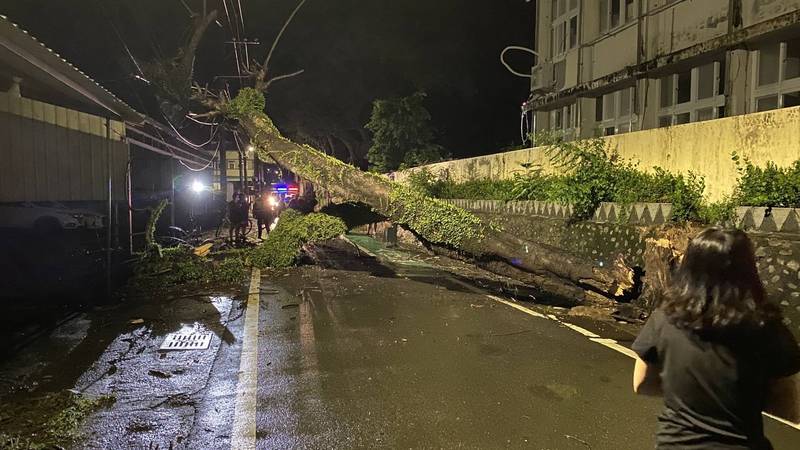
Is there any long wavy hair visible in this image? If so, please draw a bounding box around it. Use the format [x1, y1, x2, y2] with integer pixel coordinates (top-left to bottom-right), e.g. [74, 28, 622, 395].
[660, 228, 779, 333]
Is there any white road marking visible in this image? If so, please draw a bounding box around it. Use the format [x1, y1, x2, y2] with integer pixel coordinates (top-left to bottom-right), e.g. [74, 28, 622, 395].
[486, 295, 547, 318]
[563, 322, 600, 338]
[590, 338, 639, 360]
[764, 412, 800, 430]
[231, 268, 261, 450]
[488, 294, 800, 432]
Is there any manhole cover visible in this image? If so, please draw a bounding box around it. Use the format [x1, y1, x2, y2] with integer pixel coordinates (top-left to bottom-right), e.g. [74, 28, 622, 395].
[160, 332, 213, 351]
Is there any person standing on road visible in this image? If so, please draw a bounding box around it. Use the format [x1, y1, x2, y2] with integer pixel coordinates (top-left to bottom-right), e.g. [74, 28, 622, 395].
[228, 192, 245, 244]
[235, 193, 250, 244]
[253, 192, 273, 240]
[632, 228, 800, 450]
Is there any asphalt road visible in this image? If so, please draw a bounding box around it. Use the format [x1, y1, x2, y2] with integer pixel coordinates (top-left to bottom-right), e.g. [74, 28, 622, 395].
[4, 236, 796, 449]
[236, 240, 800, 449]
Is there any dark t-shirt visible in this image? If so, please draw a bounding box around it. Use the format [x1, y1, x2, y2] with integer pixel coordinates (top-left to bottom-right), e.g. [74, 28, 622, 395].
[632, 309, 800, 450]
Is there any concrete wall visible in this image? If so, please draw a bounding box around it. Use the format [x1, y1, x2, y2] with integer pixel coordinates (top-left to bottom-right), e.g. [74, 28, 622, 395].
[590, 25, 639, 80]
[742, 0, 800, 27]
[645, 0, 729, 57]
[0, 92, 128, 202]
[398, 105, 800, 202]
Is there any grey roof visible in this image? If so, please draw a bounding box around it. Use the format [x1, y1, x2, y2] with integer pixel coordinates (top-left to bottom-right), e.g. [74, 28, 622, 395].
[0, 14, 145, 123]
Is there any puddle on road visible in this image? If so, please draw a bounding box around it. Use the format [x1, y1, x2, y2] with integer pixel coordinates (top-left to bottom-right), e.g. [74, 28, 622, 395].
[0, 293, 238, 449]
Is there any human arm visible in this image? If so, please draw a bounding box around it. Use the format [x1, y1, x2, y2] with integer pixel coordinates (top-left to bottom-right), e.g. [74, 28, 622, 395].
[631, 309, 664, 396]
[633, 357, 662, 396]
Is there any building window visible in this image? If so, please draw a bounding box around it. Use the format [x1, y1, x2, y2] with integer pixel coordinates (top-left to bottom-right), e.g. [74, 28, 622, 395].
[228, 162, 235, 170]
[551, 0, 579, 58]
[600, 0, 636, 33]
[752, 39, 800, 112]
[596, 87, 636, 136]
[658, 60, 725, 126]
[549, 103, 578, 138]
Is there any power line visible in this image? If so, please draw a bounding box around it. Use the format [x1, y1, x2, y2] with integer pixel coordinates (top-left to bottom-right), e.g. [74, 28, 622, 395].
[236, 0, 246, 30]
[222, 0, 243, 84]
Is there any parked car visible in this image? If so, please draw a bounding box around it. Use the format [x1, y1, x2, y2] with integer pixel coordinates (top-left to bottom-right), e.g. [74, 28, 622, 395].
[0, 202, 92, 232]
[30, 201, 106, 229]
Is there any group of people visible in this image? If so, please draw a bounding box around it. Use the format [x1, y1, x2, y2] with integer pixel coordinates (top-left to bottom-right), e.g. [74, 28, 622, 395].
[226, 190, 285, 245]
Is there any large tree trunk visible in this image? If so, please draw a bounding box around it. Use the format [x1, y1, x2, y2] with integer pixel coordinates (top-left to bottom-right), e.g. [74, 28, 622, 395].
[241, 114, 636, 301]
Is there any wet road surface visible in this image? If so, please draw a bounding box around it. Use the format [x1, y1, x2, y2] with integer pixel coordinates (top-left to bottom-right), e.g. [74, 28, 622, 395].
[2, 236, 797, 449]
[242, 240, 799, 449]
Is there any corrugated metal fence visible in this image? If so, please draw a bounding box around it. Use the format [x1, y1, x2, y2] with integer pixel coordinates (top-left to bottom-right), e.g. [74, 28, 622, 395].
[0, 91, 127, 202]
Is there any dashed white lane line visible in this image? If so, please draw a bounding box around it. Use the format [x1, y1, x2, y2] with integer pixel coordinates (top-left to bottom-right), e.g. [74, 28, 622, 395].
[486, 294, 547, 318]
[488, 295, 800, 431]
[590, 338, 639, 360]
[231, 268, 261, 450]
[563, 322, 600, 338]
[764, 412, 800, 430]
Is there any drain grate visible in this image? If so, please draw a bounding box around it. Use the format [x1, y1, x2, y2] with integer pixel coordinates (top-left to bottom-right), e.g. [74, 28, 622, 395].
[160, 332, 213, 351]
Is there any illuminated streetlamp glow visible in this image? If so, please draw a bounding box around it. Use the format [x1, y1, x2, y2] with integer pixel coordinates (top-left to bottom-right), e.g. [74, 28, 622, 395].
[247, 145, 255, 153]
[191, 180, 206, 193]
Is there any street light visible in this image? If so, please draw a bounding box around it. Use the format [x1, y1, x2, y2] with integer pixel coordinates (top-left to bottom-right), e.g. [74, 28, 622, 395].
[191, 180, 206, 193]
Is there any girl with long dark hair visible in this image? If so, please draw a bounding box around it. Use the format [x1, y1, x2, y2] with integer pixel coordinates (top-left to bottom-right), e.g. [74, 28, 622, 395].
[632, 228, 800, 449]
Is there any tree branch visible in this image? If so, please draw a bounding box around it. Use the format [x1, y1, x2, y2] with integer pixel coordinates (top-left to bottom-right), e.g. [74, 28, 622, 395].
[182, 10, 219, 73]
[262, 69, 305, 92]
[255, 0, 308, 90]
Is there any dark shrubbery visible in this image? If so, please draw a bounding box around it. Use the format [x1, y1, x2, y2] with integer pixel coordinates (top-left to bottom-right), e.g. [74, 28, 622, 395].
[407, 136, 800, 225]
[733, 156, 800, 208]
[408, 138, 714, 222]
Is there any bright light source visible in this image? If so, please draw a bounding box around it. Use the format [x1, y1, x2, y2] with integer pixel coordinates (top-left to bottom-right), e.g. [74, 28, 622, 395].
[268, 196, 279, 207]
[247, 145, 255, 153]
[191, 180, 205, 193]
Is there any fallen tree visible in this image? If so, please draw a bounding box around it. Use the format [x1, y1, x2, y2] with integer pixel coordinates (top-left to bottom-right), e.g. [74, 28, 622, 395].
[140, 4, 637, 302]
[228, 93, 635, 299]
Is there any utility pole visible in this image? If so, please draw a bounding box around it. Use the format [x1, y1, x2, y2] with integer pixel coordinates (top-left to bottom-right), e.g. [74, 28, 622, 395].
[170, 159, 176, 227]
[105, 118, 113, 299]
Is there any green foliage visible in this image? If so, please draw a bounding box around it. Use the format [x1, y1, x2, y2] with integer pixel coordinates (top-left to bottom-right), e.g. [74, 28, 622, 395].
[224, 87, 266, 120]
[407, 169, 516, 200]
[388, 185, 483, 247]
[365, 92, 447, 172]
[408, 138, 709, 222]
[699, 197, 738, 226]
[0, 392, 115, 450]
[144, 199, 169, 259]
[128, 246, 249, 295]
[733, 155, 800, 208]
[249, 210, 347, 268]
[668, 172, 705, 222]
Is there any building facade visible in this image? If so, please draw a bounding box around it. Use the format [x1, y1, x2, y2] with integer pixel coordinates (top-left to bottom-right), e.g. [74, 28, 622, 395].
[213, 150, 256, 199]
[527, 0, 800, 140]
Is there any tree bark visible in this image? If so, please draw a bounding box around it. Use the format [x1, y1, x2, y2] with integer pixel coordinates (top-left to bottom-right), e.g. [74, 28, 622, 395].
[241, 114, 636, 300]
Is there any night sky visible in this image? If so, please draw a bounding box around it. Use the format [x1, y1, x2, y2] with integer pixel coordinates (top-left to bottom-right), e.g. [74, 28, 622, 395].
[0, 0, 535, 162]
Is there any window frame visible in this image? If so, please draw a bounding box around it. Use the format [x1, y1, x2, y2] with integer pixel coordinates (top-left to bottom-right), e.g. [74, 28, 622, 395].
[658, 61, 725, 126]
[751, 40, 800, 112]
[549, 102, 579, 139]
[600, 0, 637, 33]
[551, 0, 579, 59]
[597, 87, 637, 136]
